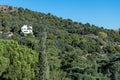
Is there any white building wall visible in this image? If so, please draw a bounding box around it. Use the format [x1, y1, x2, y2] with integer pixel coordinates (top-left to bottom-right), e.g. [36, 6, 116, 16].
[21, 25, 33, 34]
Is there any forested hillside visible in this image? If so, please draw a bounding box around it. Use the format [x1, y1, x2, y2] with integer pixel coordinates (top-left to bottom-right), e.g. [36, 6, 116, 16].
[0, 5, 120, 80]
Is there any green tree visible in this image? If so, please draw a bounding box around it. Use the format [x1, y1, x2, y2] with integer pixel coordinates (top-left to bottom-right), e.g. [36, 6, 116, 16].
[98, 31, 107, 38]
[37, 27, 49, 80]
[0, 39, 38, 80]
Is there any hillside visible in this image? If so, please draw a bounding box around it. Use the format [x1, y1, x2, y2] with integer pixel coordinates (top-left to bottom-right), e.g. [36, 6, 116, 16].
[0, 5, 120, 80]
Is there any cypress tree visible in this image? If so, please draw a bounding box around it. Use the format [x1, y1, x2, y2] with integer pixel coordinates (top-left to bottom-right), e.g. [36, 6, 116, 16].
[37, 27, 49, 80]
[119, 28, 120, 34]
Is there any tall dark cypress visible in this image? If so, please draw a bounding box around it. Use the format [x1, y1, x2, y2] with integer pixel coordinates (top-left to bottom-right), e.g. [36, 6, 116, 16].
[119, 28, 120, 34]
[38, 27, 49, 80]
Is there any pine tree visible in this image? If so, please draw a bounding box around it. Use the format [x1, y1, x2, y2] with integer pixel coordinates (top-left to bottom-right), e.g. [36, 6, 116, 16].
[37, 27, 49, 80]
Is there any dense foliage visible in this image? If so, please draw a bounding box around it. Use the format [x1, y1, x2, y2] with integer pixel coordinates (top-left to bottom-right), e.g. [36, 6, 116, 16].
[0, 40, 38, 80]
[0, 5, 120, 80]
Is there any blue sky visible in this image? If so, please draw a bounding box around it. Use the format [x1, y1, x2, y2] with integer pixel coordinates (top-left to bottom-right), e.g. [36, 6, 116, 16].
[0, 0, 120, 30]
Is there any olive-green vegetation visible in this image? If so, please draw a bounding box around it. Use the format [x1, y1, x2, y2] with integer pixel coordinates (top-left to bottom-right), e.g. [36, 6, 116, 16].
[0, 40, 38, 80]
[0, 5, 120, 80]
[37, 27, 49, 80]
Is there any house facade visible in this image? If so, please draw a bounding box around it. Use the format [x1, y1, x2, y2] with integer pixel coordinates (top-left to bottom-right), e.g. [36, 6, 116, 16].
[21, 25, 33, 34]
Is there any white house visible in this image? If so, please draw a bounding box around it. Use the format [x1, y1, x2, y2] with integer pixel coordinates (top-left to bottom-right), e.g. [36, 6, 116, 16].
[21, 25, 33, 34]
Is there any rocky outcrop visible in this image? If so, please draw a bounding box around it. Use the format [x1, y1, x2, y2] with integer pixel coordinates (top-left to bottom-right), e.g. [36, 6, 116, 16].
[0, 5, 18, 12]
